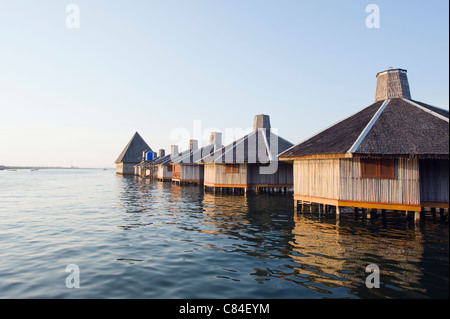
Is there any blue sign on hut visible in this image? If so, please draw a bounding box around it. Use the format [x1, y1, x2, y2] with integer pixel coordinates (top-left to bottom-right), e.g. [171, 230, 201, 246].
[115, 132, 152, 175]
[279, 68, 449, 220]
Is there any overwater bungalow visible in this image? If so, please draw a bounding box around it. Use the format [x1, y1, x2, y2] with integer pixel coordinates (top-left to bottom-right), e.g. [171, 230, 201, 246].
[279, 68, 449, 220]
[171, 133, 222, 185]
[155, 148, 173, 181]
[198, 115, 294, 194]
[115, 132, 152, 175]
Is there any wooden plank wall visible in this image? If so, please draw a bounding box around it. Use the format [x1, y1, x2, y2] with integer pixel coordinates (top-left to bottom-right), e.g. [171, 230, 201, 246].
[172, 164, 181, 180]
[338, 157, 420, 205]
[211, 164, 248, 185]
[419, 159, 449, 203]
[115, 163, 124, 174]
[204, 164, 216, 185]
[157, 165, 172, 179]
[293, 159, 340, 199]
[246, 162, 293, 185]
[116, 163, 136, 175]
[180, 164, 204, 181]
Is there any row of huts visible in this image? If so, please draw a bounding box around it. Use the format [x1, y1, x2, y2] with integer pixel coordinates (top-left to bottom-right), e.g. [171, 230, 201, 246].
[115, 114, 294, 192]
[115, 68, 449, 218]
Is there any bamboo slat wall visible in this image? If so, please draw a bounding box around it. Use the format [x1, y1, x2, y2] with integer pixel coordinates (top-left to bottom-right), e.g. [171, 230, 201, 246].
[293, 159, 340, 199]
[180, 164, 204, 181]
[339, 157, 420, 205]
[293, 157, 421, 205]
[116, 163, 136, 175]
[157, 165, 172, 179]
[204, 163, 248, 186]
[419, 159, 449, 203]
[246, 162, 293, 185]
[172, 164, 181, 180]
[204, 163, 292, 186]
[204, 164, 215, 185]
[216, 163, 247, 185]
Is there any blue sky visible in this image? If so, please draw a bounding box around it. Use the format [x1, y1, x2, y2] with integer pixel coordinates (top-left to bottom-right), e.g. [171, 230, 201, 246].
[0, 0, 448, 168]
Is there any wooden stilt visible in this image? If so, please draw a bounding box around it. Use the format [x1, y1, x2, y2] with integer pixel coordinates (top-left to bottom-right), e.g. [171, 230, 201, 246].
[414, 211, 421, 223]
[431, 207, 437, 219]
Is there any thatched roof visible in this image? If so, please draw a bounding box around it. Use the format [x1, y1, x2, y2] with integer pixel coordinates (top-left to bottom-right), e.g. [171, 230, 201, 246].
[115, 132, 152, 164]
[154, 154, 172, 165]
[279, 98, 449, 159]
[198, 130, 293, 164]
[171, 143, 219, 164]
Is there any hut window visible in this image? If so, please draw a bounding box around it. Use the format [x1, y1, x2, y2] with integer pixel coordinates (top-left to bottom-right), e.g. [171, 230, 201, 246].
[379, 158, 395, 178]
[167, 165, 172, 172]
[361, 158, 395, 179]
[225, 164, 239, 174]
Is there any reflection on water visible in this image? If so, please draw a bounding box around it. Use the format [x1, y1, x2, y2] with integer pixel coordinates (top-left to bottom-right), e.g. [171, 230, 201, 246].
[289, 215, 429, 298]
[118, 176, 448, 298]
[0, 170, 447, 298]
[113, 175, 448, 298]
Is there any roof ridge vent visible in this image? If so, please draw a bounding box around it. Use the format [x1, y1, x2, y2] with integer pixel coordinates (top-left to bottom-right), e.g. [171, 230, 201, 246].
[375, 68, 411, 102]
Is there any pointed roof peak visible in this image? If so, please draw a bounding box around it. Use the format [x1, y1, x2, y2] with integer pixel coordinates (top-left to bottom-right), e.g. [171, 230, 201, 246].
[115, 132, 152, 164]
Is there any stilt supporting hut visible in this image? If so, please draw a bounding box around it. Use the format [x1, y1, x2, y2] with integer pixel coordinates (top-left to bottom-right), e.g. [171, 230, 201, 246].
[134, 150, 157, 179]
[199, 115, 294, 195]
[279, 68, 449, 220]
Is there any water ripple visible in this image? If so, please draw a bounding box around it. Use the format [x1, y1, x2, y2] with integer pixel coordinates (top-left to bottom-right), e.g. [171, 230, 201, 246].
[0, 169, 448, 298]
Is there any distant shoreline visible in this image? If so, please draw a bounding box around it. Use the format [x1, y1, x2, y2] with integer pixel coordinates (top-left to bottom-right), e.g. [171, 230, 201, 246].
[0, 166, 113, 170]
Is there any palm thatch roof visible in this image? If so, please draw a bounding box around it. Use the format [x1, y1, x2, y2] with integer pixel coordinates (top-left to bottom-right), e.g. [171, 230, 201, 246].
[115, 132, 152, 164]
[279, 98, 449, 159]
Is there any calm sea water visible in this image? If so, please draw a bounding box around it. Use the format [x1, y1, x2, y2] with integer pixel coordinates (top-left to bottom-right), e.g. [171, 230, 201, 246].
[0, 169, 448, 299]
